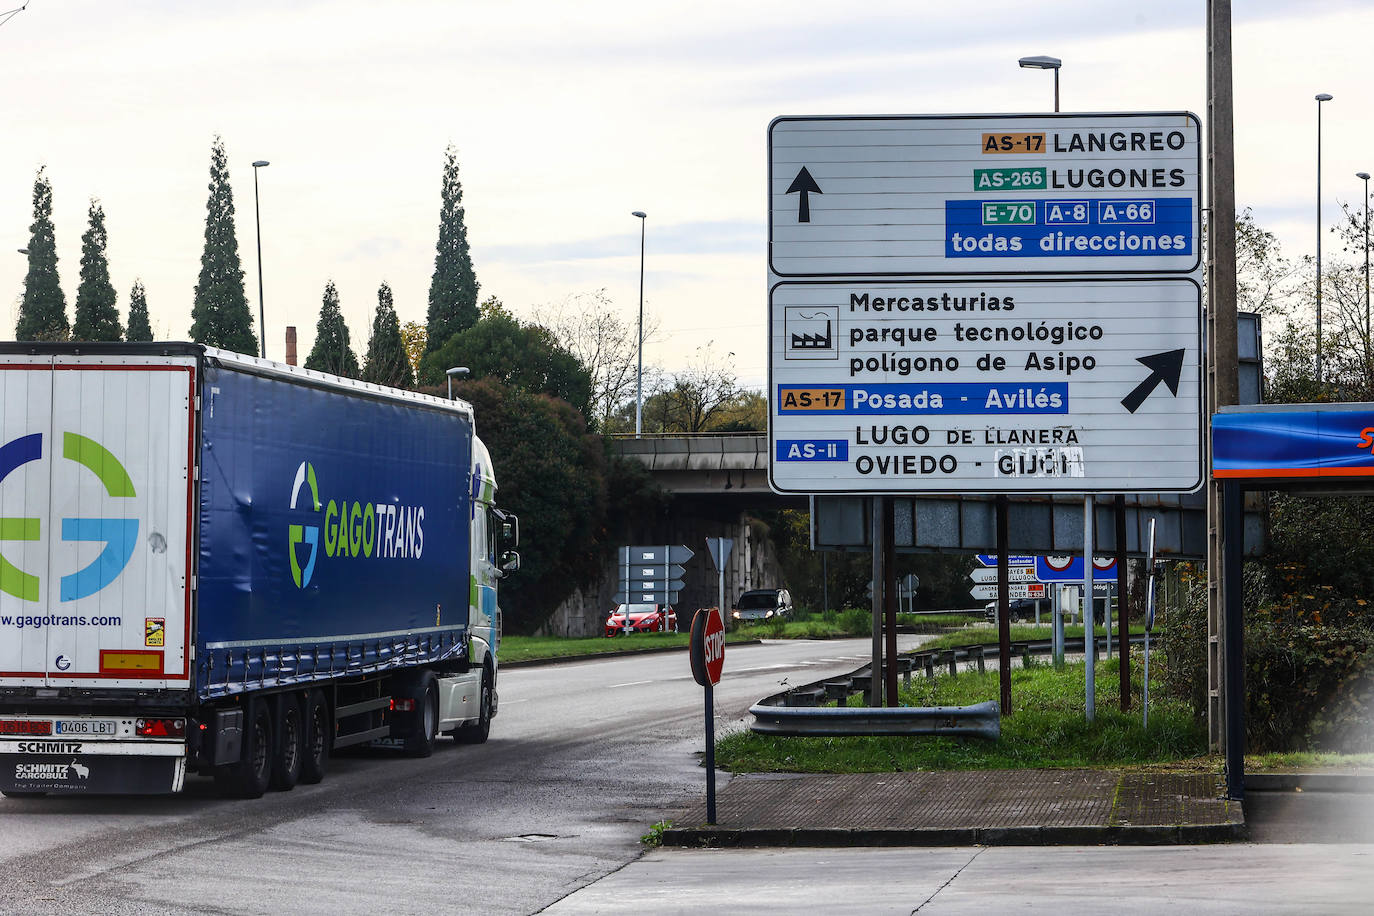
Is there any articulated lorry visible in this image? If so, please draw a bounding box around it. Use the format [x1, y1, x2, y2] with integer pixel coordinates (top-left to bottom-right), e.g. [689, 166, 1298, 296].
[0, 343, 517, 798]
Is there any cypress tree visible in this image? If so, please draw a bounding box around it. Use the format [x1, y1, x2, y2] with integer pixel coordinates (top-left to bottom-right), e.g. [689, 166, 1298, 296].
[424, 144, 479, 353]
[304, 280, 360, 378]
[126, 280, 153, 342]
[72, 200, 122, 341]
[189, 137, 258, 355]
[362, 281, 413, 389]
[15, 167, 69, 341]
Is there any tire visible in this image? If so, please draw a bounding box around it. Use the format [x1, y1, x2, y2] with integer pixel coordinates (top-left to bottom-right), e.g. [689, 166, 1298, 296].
[269, 693, 304, 791]
[214, 697, 273, 799]
[402, 673, 439, 758]
[299, 689, 330, 785]
[455, 666, 492, 745]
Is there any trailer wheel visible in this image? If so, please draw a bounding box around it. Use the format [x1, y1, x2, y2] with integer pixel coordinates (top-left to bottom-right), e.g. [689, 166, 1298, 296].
[402, 673, 439, 758]
[269, 693, 304, 791]
[299, 689, 330, 785]
[214, 697, 273, 799]
[455, 666, 492, 744]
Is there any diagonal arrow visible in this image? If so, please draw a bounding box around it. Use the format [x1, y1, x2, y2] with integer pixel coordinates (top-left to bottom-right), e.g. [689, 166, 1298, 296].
[786, 166, 822, 223]
[1121, 348, 1186, 413]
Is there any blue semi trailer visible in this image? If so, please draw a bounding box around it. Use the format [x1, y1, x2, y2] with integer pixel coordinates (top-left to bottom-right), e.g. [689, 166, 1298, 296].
[0, 343, 517, 797]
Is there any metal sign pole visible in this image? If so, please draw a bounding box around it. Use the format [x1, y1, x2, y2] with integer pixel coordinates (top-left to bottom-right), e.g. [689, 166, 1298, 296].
[1145, 518, 1157, 729]
[705, 681, 716, 824]
[870, 497, 884, 707]
[1084, 496, 1096, 722]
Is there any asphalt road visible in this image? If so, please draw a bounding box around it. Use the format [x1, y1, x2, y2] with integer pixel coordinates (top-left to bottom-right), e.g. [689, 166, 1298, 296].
[0, 637, 916, 915]
[4, 636, 1370, 915]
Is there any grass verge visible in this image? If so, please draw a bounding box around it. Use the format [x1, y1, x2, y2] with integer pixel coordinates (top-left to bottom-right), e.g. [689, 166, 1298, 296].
[715, 657, 1207, 773]
[501, 631, 754, 664]
[918, 623, 1149, 652]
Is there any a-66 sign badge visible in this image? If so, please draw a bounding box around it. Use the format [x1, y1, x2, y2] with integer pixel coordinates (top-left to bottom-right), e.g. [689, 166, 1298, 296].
[690, 607, 726, 686]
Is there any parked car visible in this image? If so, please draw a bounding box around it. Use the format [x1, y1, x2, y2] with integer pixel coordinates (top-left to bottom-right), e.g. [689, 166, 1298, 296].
[983, 598, 1044, 624]
[731, 588, 793, 623]
[604, 603, 677, 636]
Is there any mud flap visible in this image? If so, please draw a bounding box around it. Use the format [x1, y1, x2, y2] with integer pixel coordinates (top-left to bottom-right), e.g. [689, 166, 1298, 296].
[0, 754, 185, 795]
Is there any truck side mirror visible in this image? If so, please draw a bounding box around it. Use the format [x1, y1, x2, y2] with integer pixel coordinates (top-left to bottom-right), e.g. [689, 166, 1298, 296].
[501, 515, 520, 547]
[500, 550, 521, 575]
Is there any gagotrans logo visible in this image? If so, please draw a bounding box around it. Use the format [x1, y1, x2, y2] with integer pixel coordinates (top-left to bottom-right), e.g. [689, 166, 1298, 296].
[0, 433, 139, 603]
[287, 460, 426, 589]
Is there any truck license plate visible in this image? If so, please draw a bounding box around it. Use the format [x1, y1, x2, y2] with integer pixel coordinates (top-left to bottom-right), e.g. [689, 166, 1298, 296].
[54, 720, 117, 736]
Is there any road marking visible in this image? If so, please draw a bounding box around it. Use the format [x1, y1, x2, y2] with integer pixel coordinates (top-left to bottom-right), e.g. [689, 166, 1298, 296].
[606, 680, 654, 689]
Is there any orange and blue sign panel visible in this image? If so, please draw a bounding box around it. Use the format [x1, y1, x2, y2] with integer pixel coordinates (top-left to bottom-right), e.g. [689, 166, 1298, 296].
[1212, 407, 1374, 480]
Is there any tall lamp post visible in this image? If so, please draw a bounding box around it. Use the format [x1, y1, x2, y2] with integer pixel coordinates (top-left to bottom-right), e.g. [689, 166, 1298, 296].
[1359, 171, 1371, 365]
[446, 366, 469, 401]
[251, 160, 270, 359]
[632, 210, 647, 437]
[1315, 94, 1332, 385]
[1018, 55, 1062, 111]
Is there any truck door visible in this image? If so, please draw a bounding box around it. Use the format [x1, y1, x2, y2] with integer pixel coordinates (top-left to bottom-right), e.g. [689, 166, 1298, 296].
[0, 355, 196, 689]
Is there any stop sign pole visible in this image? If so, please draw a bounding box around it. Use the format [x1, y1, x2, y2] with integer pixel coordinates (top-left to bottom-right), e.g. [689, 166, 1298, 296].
[690, 606, 725, 825]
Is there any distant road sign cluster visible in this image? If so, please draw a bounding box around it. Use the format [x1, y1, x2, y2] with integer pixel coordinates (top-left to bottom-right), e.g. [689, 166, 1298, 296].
[615, 545, 693, 605]
[968, 554, 1116, 601]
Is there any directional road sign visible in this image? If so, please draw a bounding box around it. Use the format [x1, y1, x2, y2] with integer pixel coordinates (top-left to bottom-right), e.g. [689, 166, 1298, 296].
[628, 565, 686, 581]
[976, 554, 1036, 567]
[768, 277, 1201, 494]
[969, 566, 1038, 584]
[769, 113, 1200, 277]
[613, 590, 680, 605]
[970, 582, 1047, 601]
[620, 545, 694, 565]
[767, 112, 1203, 498]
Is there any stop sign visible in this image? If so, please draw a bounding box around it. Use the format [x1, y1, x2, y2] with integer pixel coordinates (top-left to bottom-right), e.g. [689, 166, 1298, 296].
[690, 607, 725, 686]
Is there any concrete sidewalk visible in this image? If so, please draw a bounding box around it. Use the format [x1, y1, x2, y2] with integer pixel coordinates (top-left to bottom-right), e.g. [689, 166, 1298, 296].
[663, 769, 1245, 846]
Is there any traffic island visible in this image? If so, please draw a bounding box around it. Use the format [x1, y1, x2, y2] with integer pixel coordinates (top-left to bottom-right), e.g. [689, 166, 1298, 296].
[662, 769, 1245, 847]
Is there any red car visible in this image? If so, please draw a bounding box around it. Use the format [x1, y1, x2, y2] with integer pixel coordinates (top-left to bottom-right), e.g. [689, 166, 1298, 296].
[604, 603, 677, 636]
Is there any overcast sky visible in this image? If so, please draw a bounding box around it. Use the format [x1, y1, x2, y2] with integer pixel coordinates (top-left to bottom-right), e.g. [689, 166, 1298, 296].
[1, 1, 1369, 389]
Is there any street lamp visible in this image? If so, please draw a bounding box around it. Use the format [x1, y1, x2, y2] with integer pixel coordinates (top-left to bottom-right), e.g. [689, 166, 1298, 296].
[446, 366, 469, 401]
[632, 210, 647, 437]
[1359, 171, 1371, 362]
[251, 160, 270, 359]
[1315, 94, 1332, 385]
[1018, 55, 1062, 112]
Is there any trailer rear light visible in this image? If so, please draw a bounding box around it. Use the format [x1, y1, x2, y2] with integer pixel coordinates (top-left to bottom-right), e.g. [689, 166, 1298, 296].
[391, 698, 415, 712]
[0, 719, 52, 736]
[135, 718, 186, 737]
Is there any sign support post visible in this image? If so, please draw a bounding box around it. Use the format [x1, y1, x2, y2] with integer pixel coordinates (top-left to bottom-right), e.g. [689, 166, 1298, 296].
[690, 607, 726, 824]
[869, 497, 884, 706]
[996, 496, 1012, 714]
[1116, 494, 1131, 710]
[1084, 496, 1096, 722]
[883, 499, 898, 707]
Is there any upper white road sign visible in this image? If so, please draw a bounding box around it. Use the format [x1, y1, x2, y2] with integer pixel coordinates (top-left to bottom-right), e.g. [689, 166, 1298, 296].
[768, 113, 1201, 277]
[768, 277, 1202, 495]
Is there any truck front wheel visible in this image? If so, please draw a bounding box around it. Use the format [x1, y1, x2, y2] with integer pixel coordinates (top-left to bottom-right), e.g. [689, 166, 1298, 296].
[214, 698, 273, 799]
[455, 666, 492, 745]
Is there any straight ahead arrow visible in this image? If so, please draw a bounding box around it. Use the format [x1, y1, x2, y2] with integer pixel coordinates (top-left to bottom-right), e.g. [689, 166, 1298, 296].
[786, 166, 822, 223]
[1121, 348, 1185, 414]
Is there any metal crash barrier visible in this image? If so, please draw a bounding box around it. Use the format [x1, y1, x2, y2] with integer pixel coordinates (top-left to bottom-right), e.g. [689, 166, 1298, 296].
[749, 696, 1001, 739]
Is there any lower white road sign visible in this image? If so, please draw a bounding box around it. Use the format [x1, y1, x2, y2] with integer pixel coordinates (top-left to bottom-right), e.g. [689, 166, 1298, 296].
[969, 566, 1038, 584]
[970, 582, 1047, 600]
[769, 277, 1201, 494]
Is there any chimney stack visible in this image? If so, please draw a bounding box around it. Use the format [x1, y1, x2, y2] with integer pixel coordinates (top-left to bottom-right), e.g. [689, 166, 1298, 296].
[285, 326, 298, 366]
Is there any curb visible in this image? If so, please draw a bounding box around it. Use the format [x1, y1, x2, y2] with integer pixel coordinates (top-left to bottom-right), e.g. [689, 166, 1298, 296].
[1246, 772, 1374, 793]
[660, 821, 1247, 848]
[503, 639, 763, 669]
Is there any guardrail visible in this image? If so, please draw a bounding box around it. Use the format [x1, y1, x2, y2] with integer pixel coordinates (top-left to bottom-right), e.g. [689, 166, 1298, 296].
[747, 632, 1156, 738]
